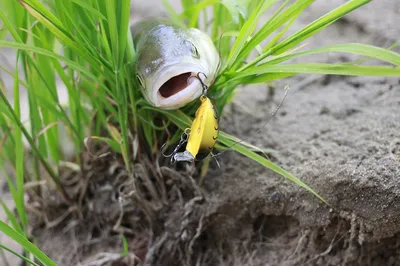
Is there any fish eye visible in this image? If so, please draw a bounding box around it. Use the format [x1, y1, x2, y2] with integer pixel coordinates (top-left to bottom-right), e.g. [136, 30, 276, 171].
[136, 74, 145, 88]
[186, 41, 200, 59]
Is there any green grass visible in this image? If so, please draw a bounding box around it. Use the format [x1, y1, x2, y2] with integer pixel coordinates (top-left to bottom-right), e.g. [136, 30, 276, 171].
[0, 221, 56, 266]
[0, 0, 399, 264]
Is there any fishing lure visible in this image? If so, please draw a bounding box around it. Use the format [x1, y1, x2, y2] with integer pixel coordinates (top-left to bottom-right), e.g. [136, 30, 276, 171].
[174, 95, 219, 162]
[163, 75, 219, 163]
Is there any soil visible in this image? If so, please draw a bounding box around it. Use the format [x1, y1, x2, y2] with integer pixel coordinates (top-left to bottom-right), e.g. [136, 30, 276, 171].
[1, 1, 400, 266]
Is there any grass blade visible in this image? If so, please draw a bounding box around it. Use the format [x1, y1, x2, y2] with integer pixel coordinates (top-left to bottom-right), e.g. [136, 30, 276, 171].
[218, 132, 327, 203]
[0, 244, 40, 266]
[161, 109, 326, 203]
[12, 52, 27, 232]
[236, 0, 313, 64]
[229, 63, 400, 79]
[271, 0, 371, 55]
[262, 43, 400, 66]
[224, 0, 271, 69]
[0, 221, 56, 266]
[0, 40, 113, 96]
[1, 201, 23, 233]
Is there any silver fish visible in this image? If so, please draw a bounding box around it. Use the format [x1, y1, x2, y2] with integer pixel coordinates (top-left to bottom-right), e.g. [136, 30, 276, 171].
[132, 19, 219, 109]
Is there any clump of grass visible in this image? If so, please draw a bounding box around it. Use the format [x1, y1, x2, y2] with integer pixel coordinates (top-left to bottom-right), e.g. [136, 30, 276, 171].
[0, 0, 399, 264]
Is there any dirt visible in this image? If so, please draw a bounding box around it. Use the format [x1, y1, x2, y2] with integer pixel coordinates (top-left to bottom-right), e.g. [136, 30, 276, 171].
[1, 1, 400, 266]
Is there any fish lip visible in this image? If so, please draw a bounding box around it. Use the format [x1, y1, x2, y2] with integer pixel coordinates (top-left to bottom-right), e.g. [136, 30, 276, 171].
[152, 64, 204, 109]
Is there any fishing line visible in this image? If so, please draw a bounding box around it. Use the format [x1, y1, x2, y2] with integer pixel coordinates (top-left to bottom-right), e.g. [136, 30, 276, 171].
[211, 85, 290, 159]
[160, 80, 289, 164]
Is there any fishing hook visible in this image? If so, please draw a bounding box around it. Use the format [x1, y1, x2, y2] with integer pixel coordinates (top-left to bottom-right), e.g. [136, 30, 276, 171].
[160, 129, 190, 164]
[189, 72, 209, 96]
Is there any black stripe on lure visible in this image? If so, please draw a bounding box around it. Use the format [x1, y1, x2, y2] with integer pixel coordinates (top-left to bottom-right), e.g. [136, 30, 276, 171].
[162, 74, 219, 163]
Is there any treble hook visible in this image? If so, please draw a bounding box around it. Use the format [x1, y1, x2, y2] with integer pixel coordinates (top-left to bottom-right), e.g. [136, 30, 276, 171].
[160, 129, 190, 164]
[160, 143, 175, 157]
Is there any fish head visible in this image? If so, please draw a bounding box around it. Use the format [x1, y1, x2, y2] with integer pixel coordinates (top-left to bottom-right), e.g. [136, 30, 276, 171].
[135, 25, 219, 109]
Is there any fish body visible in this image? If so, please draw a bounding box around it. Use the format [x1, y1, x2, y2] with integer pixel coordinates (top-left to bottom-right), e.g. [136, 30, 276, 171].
[132, 19, 219, 109]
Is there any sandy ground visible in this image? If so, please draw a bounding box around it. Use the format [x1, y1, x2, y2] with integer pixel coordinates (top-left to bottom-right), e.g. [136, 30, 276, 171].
[1, 0, 400, 265]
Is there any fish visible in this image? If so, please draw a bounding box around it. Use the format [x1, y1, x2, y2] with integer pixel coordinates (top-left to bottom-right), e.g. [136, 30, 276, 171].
[131, 19, 219, 109]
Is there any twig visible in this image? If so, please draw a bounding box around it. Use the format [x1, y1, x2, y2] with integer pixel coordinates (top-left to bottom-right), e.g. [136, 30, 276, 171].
[82, 252, 121, 266]
[187, 214, 205, 266]
[286, 229, 310, 260]
[304, 222, 348, 265]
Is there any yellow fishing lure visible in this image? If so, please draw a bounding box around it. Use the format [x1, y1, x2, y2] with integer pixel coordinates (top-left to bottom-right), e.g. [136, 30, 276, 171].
[173, 96, 219, 162]
[163, 83, 289, 164]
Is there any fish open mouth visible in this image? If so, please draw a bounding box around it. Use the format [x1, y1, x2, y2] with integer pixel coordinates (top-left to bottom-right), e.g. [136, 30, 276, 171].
[159, 72, 193, 98]
[153, 67, 204, 108]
